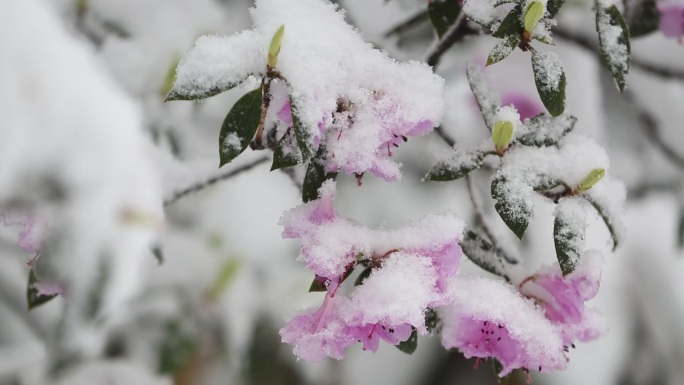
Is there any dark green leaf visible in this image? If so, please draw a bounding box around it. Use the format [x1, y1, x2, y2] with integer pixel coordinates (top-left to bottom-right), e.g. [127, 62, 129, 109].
[354, 267, 373, 286]
[166, 80, 245, 102]
[583, 195, 619, 251]
[27, 269, 58, 310]
[459, 230, 506, 276]
[517, 113, 577, 146]
[487, 35, 520, 66]
[218, 86, 263, 167]
[428, 0, 462, 38]
[424, 309, 440, 333]
[596, 2, 631, 93]
[309, 276, 327, 292]
[492, 177, 531, 239]
[396, 328, 418, 355]
[547, 0, 566, 18]
[291, 99, 314, 163]
[302, 145, 337, 203]
[466, 63, 501, 131]
[492, 5, 523, 38]
[553, 202, 586, 276]
[426, 150, 486, 181]
[531, 50, 566, 117]
[624, 0, 658, 37]
[158, 321, 196, 375]
[271, 129, 300, 171]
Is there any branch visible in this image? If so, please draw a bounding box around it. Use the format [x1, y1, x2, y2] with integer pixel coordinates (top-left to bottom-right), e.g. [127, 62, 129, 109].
[163, 156, 270, 208]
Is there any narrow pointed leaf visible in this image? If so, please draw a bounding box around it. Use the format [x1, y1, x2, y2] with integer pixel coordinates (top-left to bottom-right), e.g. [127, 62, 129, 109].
[531, 50, 566, 117]
[396, 328, 418, 354]
[426, 150, 486, 181]
[466, 63, 501, 130]
[553, 199, 587, 276]
[583, 195, 619, 250]
[27, 270, 58, 310]
[517, 113, 576, 146]
[218, 86, 263, 167]
[487, 35, 520, 66]
[492, 5, 524, 38]
[302, 145, 337, 203]
[459, 230, 506, 277]
[428, 0, 462, 38]
[596, 2, 631, 93]
[492, 176, 531, 239]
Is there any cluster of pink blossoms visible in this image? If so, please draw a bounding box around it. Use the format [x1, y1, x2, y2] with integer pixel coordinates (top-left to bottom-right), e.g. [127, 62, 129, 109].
[280, 182, 605, 376]
[658, 0, 684, 40]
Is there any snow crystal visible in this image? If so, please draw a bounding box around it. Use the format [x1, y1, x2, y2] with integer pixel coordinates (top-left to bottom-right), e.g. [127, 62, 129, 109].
[221, 132, 242, 153]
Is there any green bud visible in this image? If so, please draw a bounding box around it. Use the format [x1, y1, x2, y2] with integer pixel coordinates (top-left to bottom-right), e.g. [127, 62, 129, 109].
[161, 57, 180, 97]
[524, 1, 544, 34]
[576, 168, 605, 193]
[492, 120, 515, 154]
[268, 25, 285, 68]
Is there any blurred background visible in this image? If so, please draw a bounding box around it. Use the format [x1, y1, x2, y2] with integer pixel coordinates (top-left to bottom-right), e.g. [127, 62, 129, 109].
[1, 0, 684, 384]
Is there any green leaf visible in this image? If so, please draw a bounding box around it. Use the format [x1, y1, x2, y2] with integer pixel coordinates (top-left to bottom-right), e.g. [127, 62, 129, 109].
[492, 5, 523, 38]
[291, 99, 315, 163]
[492, 120, 514, 153]
[271, 129, 300, 171]
[547, 0, 566, 18]
[354, 266, 373, 286]
[517, 113, 576, 146]
[206, 259, 241, 301]
[466, 63, 501, 131]
[583, 196, 619, 251]
[166, 80, 246, 102]
[531, 50, 566, 117]
[492, 177, 531, 239]
[553, 203, 586, 276]
[459, 230, 506, 277]
[486, 35, 520, 66]
[27, 269, 58, 310]
[309, 276, 327, 292]
[158, 321, 196, 375]
[576, 168, 605, 193]
[268, 25, 285, 68]
[428, 0, 462, 38]
[524, 1, 544, 33]
[160, 57, 181, 97]
[396, 328, 418, 355]
[218, 86, 263, 167]
[624, 0, 658, 37]
[596, 2, 631, 93]
[302, 145, 337, 203]
[426, 150, 485, 181]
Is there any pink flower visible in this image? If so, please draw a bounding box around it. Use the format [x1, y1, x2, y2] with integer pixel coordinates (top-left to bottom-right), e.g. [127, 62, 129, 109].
[518, 251, 606, 345]
[441, 276, 566, 376]
[2, 212, 49, 254]
[280, 294, 356, 361]
[347, 322, 413, 352]
[501, 91, 545, 121]
[658, 1, 684, 39]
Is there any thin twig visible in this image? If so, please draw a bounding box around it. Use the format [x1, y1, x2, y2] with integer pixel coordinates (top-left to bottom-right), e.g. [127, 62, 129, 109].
[624, 90, 684, 170]
[425, 12, 479, 68]
[465, 175, 518, 265]
[433, 125, 457, 147]
[163, 156, 270, 208]
[384, 9, 430, 38]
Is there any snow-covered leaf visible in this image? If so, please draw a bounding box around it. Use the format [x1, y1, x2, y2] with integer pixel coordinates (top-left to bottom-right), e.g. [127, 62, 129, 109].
[491, 176, 532, 239]
[27, 269, 57, 310]
[487, 35, 520, 66]
[302, 145, 337, 203]
[395, 328, 418, 354]
[624, 0, 658, 37]
[291, 98, 315, 163]
[596, 2, 631, 93]
[271, 129, 300, 171]
[466, 63, 501, 130]
[158, 321, 196, 375]
[516, 113, 577, 146]
[219, 86, 263, 167]
[547, 0, 566, 17]
[428, 0, 462, 38]
[354, 267, 373, 286]
[492, 5, 524, 38]
[531, 50, 566, 117]
[583, 195, 619, 250]
[426, 149, 486, 181]
[459, 230, 506, 277]
[553, 199, 587, 276]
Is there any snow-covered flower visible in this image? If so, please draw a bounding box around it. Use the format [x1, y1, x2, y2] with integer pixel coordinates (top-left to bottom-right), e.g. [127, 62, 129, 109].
[657, 0, 684, 39]
[518, 250, 606, 345]
[441, 276, 566, 376]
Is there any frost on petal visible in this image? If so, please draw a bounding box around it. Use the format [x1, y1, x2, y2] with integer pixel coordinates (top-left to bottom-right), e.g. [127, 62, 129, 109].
[341, 253, 443, 333]
[441, 276, 566, 376]
[280, 294, 355, 361]
[657, 1, 684, 38]
[2, 212, 49, 254]
[519, 250, 606, 345]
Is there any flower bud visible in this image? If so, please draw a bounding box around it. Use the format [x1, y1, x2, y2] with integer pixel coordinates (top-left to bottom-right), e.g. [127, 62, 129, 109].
[493, 120, 514, 154]
[575, 168, 605, 193]
[524, 1, 544, 34]
[268, 25, 285, 68]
